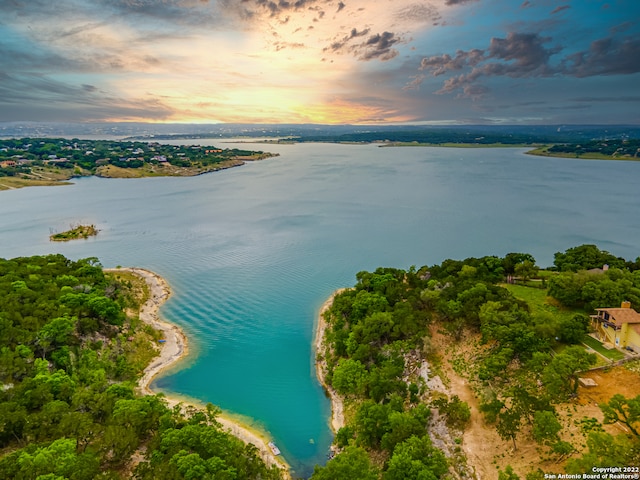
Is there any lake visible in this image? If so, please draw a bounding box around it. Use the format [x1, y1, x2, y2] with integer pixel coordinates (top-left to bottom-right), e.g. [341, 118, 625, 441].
[1, 142, 639, 477]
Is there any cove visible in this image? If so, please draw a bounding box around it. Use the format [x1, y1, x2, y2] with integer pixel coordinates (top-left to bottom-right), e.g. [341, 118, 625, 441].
[1, 142, 639, 477]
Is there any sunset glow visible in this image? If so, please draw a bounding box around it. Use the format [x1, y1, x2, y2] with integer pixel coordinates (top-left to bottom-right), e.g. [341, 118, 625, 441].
[2, 0, 639, 124]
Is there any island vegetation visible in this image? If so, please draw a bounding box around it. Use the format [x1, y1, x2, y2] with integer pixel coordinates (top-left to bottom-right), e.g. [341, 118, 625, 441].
[0, 254, 284, 480]
[50, 224, 99, 242]
[0, 138, 277, 191]
[313, 244, 640, 479]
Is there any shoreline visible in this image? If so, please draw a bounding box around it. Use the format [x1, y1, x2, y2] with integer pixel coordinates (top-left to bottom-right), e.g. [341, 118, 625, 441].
[314, 288, 348, 434]
[105, 267, 291, 478]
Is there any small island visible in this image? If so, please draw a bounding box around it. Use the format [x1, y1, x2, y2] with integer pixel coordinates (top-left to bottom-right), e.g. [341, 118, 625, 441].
[49, 224, 98, 241]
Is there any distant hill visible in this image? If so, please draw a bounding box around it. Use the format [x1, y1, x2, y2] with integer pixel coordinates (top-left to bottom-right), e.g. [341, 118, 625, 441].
[1, 122, 639, 143]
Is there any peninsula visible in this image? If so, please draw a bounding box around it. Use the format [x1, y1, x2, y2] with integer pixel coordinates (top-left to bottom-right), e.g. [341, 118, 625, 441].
[0, 254, 286, 480]
[0, 137, 277, 191]
[312, 245, 640, 480]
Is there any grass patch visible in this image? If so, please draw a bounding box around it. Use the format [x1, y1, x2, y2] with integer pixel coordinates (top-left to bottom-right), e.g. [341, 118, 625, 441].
[502, 284, 576, 321]
[582, 335, 625, 361]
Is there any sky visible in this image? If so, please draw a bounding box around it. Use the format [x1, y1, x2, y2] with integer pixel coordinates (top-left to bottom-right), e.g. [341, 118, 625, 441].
[1, 0, 639, 125]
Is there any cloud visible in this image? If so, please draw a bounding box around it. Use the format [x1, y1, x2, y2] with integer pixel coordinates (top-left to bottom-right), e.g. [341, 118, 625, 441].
[325, 28, 371, 53]
[419, 49, 484, 75]
[488, 32, 560, 70]
[324, 28, 402, 61]
[561, 34, 640, 77]
[445, 0, 479, 5]
[459, 84, 489, 100]
[230, 0, 326, 19]
[403, 74, 425, 90]
[420, 32, 561, 96]
[418, 30, 640, 100]
[0, 72, 174, 122]
[550, 5, 570, 15]
[359, 32, 401, 61]
[394, 3, 442, 25]
[570, 96, 640, 103]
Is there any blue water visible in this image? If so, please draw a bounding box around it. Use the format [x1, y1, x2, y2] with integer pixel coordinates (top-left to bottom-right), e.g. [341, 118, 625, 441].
[1, 143, 640, 477]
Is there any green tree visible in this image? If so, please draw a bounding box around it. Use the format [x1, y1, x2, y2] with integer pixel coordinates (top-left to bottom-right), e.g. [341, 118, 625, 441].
[557, 314, 589, 344]
[515, 260, 538, 282]
[311, 446, 378, 480]
[9, 438, 99, 480]
[599, 394, 640, 436]
[353, 400, 391, 449]
[542, 346, 596, 399]
[498, 465, 521, 480]
[432, 395, 471, 430]
[383, 435, 448, 480]
[565, 431, 639, 473]
[532, 410, 562, 445]
[496, 406, 522, 450]
[503, 253, 536, 275]
[380, 410, 426, 453]
[553, 245, 626, 272]
[332, 358, 369, 397]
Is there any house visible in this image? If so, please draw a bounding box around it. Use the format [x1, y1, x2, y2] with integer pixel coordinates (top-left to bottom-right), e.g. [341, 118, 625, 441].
[591, 301, 640, 352]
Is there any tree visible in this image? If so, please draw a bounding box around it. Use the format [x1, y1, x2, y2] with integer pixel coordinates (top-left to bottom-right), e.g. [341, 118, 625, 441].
[353, 400, 391, 449]
[496, 406, 522, 450]
[38, 315, 76, 347]
[542, 346, 596, 399]
[498, 465, 521, 480]
[565, 431, 639, 473]
[380, 410, 426, 453]
[532, 410, 562, 445]
[553, 244, 626, 272]
[383, 435, 448, 480]
[557, 314, 589, 344]
[515, 260, 538, 282]
[8, 438, 100, 480]
[503, 253, 536, 275]
[331, 358, 369, 397]
[599, 394, 640, 437]
[311, 446, 378, 480]
[432, 395, 471, 430]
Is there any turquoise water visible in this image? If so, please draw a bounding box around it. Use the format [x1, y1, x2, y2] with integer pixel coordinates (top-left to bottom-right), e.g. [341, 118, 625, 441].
[1, 143, 640, 476]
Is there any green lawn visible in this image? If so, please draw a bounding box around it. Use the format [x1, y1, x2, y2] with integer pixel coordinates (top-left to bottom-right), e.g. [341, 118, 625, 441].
[582, 335, 626, 361]
[503, 283, 576, 321]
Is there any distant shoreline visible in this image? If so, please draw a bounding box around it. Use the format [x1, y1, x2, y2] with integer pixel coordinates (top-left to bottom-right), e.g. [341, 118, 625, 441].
[105, 267, 291, 478]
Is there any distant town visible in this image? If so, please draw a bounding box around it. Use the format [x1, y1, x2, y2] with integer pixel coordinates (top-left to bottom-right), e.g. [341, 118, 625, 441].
[0, 137, 275, 190]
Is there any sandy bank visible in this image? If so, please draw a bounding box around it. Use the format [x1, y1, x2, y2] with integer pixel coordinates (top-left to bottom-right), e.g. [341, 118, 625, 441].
[314, 288, 348, 433]
[105, 267, 290, 478]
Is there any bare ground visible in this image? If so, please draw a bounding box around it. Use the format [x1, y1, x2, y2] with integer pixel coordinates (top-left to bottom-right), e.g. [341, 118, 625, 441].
[430, 326, 640, 479]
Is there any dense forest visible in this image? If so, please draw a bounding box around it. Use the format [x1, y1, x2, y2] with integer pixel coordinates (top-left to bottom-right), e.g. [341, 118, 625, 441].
[0, 254, 283, 480]
[313, 245, 640, 479]
[2, 247, 639, 479]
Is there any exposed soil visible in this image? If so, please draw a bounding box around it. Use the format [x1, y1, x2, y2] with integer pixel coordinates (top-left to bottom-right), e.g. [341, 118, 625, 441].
[429, 325, 640, 479]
